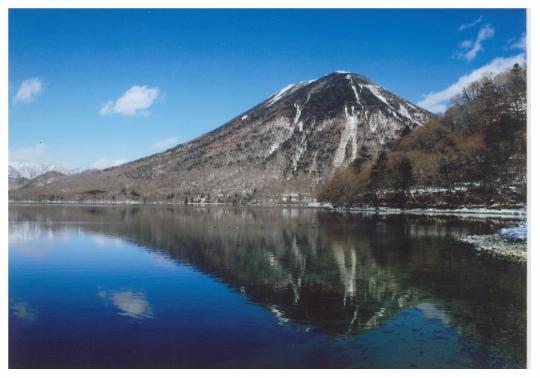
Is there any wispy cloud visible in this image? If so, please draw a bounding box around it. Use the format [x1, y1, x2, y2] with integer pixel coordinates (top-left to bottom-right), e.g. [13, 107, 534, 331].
[456, 24, 495, 62]
[507, 33, 526, 50]
[418, 53, 526, 113]
[9, 143, 49, 163]
[92, 157, 128, 169]
[100, 85, 159, 116]
[13, 78, 43, 104]
[457, 16, 483, 32]
[152, 136, 178, 150]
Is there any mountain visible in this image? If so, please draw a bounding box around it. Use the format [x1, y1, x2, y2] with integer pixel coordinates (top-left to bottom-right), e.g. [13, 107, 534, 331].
[8, 163, 96, 179]
[9, 171, 67, 192]
[19, 170, 66, 189]
[316, 64, 527, 208]
[10, 71, 432, 203]
[8, 176, 30, 191]
[9, 166, 22, 178]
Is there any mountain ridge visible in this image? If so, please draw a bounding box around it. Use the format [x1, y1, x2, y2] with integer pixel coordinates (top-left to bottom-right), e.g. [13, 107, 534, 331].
[9, 163, 97, 179]
[10, 71, 432, 203]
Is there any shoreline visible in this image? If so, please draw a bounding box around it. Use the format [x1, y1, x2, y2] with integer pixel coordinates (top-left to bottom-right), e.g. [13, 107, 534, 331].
[458, 234, 527, 263]
[458, 223, 527, 263]
[9, 200, 527, 219]
[330, 206, 526, 219]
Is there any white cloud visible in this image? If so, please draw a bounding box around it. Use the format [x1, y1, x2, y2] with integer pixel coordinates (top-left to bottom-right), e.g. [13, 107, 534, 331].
[458, 16, 483, 32]
[9, 143, 49, 163]
[418, 53, 526, 113]
[508, 33, 526, 50]
[152, 136, 178, 150]
[92, 157, 128, 169]
[100, 85, 159, 116]
[456, 24, 495, 62]
[13, 78, 43, 104]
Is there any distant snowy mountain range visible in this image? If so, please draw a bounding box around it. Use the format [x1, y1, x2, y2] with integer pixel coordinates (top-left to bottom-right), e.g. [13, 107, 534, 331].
[8, 163, 96, 179]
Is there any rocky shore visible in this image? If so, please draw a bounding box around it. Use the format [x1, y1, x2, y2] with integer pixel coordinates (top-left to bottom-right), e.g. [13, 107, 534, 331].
[332, 205, 526, 220]
[459, 224, 527, 262]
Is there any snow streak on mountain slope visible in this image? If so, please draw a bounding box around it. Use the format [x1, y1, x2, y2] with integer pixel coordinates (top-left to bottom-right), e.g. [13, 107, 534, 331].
[10, 72, 432, 203]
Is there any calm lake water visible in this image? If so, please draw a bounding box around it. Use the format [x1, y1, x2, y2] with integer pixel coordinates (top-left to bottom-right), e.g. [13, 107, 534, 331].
[9, 204, 527, 368]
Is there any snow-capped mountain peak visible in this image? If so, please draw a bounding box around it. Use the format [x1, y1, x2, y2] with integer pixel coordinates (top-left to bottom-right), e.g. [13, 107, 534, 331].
[8, 163, 95, 179]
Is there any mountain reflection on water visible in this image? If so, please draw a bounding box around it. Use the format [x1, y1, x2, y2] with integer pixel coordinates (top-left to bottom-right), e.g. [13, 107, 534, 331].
[9, 204, 526, 368]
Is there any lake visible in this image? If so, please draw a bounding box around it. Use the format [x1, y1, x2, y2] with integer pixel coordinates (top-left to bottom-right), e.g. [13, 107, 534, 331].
[8, 204, 527, 368]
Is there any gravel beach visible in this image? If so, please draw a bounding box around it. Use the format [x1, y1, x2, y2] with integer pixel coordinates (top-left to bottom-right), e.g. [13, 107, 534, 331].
[458, 224, 527, 262]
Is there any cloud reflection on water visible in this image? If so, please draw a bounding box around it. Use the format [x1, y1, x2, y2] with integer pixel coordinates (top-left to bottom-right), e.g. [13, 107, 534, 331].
[416, 302, 452, 326]
[98, 289, 153, 320]
[11, 302, 37, 322]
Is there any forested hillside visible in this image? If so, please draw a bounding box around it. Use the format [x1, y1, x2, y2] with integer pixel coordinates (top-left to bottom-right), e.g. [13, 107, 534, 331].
[317, 64, 527, 208]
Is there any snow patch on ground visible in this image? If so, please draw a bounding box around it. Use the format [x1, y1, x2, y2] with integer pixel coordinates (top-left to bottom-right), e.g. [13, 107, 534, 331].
[336, 206, 526, 219]
[305, 91, 313, 105]
[268, 142, 280, 155]
[368, 85, 390, 106]
[367, 110, 386, 133]
[266, 84, 296, 107]
[265, 80, 314, 108]
[292, 133, 307, 172]
[398, 104, 411, 119]
[499, 224, 527, 241]
[347, 75, 361, 104]
[315, 119, 333, 132]
[459, 233, 527, 262]
[241, 115, 248, 120]
[293, 103, 302, 125]
[266, 118, 295, 157]
[333, 105, 359, 167]
[366, 85, 426, 126]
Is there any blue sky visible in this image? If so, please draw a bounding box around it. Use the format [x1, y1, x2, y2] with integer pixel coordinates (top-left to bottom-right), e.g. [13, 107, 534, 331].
[9, 9, 526, 169]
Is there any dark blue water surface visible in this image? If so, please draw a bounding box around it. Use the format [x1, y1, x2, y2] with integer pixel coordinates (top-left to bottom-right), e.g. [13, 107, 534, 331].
[9, 204, 527, 368]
